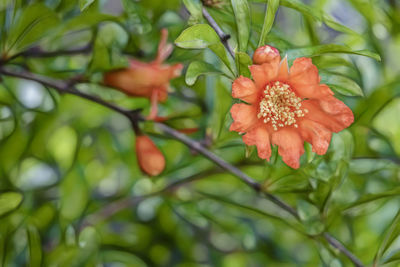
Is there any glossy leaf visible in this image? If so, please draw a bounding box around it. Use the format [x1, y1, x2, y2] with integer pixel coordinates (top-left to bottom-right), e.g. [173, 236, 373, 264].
[60, 170, 89, 221]
[235, 51, 252, 77]
[121, 0, 152, 34]
[297, 200, 324, 235]
[375, 210, 400, 265]
[297, 199, 319, 221]
[231, 0, 251, 51]
[250, 0, 358, 35]
[183, 0, 203, 24]
[27, 225, 42, 267]
[0, 191, 23, 216]
[258, 0, 280, 47]
[320, 71, 364, 96]
[343, 188, 400, 211]
[186, 61, 225, 86]
[286, 44, 381, 62]
[175, 24, 221, 49]
[101, 250, 147, 267]
[372, 98, 400, 156]
[175, 24, 234, 74]
[79, 0, 95, 11]
[4, 3, 59, 56]
[90, 22, 129, 72]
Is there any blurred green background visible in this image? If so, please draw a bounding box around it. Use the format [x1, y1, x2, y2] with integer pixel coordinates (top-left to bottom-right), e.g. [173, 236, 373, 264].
[0, 0, 399, 266]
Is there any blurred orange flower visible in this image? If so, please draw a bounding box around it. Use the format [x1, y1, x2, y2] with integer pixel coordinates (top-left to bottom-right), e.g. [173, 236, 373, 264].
[230, 45, 354, 169]
[135, 135, 165, 176]
[104, 29, 183, 119]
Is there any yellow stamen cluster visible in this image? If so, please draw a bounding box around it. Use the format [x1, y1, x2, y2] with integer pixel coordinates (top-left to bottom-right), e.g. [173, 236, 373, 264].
[257, 81, 308, 131]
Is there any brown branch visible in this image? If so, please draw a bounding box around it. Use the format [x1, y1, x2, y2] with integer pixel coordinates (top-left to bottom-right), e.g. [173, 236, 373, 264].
[21, 43, 92, 58]
[4, 43, 92, 62]
[0, 66, 364, 267]
[323, 233, 364, 267]
[202, 7, 235, 58]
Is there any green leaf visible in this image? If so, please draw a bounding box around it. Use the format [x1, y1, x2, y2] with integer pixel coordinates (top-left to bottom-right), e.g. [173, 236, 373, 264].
[375, 210, 400, 265]
[101, 250, 147, 266]
[60, 169, 89, 221]
[198, 191, 304, 232]
[297, 200, 324, 235]
[343, 188, 400, 211]
[79, 0, 95, 11]
[373, 98, 400, 156]
[231, 0, 251, 51]
[0, 191, 23, 217]
[79, 226, 100, 250]
[175, 24, 234, 74]
[121, 0, 152, 34]
[313, 56, 354, 69]
[27, 225, 42, 267]
[235, 51, 252, 77]
[56, 12, 118, 35]
[323, 15, 359, 36]
[250, 0, 358, 35]
[258, 0, 280, 47]
[48, 126, 78, 170]
[4, 3, 59, 56]
[183, 0, 203, 24]
[286, 44, 381, 62]
[90, 23, 129, 72]
[382, 250, 400, 265]
[280, 0, 321, 20]
[175, 24, 221, 49]
[297, 199, 319, 222]
[185, 61, 225, 86]
[320, 71, 364, 97]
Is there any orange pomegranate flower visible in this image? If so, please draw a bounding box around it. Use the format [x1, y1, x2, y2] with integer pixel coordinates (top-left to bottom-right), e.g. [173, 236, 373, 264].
[104, 29, 183, 119]
[135, 135, 166, 176]
[230, 45, 354, 169]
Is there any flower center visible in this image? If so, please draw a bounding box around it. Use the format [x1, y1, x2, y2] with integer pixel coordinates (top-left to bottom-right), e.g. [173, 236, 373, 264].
[257, 81, 308, 131]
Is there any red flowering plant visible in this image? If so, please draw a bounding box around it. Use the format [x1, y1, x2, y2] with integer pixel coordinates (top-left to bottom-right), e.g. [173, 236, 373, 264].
[230, 45, 354, 168]
[0, 1, 394, 266]
[104, 29, 183, 120]
[103, 29, 183, 176]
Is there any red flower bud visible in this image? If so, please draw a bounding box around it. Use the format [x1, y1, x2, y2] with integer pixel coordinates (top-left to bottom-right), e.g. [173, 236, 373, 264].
[253, 45, 281, 65]
[135, 135, 165, 176]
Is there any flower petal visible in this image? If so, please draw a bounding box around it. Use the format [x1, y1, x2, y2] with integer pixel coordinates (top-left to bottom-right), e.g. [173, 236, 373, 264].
[302, 98, 354, 133]
[276, 56, 289, 81]
[249, 62, 279, 89]
[299, 120, 332, 155]
[167, 63, 184, 79]
[154, 29, 173, 64]
[229, 104, 258, 132]
[289, 57, 320, 86]
[232, 76, 259, 104]
[271, 129, 304, 169]
[242, 126, 272, 160]
[293, 84, 334, 99]
[253, 45, 281, 65]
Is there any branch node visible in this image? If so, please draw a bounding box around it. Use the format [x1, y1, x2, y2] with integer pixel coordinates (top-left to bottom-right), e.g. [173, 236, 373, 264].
[221, 33, 230, 42]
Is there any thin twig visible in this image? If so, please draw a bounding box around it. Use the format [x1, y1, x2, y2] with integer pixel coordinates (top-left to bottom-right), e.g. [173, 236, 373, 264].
[0, 67, 364, 267]
[5, 43, 92, 62]
[202, 7, 235, 58]
[22, 43, 92, 57]
[323, 232, 364, 267]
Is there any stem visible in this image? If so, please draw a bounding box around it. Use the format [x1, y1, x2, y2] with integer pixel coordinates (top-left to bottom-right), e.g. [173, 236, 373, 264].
[22, 43, 92, 58]
[4, 43, 92, 63]
[323, 233, 364, 267]
[202, 7, 235, 59]
[0, 66, 364, 267]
